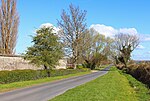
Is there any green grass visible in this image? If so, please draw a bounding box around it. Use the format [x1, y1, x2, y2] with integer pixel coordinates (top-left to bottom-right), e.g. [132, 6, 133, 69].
[0, 71, 90, 93]
[119, 70, 150, 101]
[50, 67, 138, 101]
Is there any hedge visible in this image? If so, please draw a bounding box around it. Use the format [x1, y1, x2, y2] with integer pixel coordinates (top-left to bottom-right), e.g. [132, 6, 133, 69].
[128, 63, 150, 87]
[116, 62, 150, 88]
[0, 69, 88, 84]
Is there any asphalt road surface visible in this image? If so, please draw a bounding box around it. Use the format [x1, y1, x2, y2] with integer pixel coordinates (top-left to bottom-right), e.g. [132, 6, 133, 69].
[0, 67, 110, 101]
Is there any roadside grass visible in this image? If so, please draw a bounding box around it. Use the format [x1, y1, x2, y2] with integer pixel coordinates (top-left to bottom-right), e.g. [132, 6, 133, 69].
[119, 70, 150, 101]
[50, 67, 138, 101]
[0, 71, 90, 93]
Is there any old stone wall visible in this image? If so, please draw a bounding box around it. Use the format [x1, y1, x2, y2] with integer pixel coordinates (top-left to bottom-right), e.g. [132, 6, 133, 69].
[0, 55, 67, 71]
[55, 58, 67, 69]
[0, 55, 37, 71]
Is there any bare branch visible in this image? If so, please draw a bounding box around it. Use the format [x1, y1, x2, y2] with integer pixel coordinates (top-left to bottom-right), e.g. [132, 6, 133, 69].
[114, 33, 139, 68]
[58, 4, 87, 63]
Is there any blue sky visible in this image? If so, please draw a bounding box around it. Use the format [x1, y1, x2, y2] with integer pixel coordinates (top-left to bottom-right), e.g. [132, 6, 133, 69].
[15, 0, 150, 60]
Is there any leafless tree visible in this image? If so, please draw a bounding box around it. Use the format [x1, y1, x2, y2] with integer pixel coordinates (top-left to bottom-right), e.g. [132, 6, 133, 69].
[115, 33, 139, 68]
[82, 28, 113, 69]
[0, 0, 19, 54]
[58, 4, 87, 64]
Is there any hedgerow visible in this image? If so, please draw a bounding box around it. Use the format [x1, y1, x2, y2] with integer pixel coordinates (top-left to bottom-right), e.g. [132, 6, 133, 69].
[0, 69, 88, 84]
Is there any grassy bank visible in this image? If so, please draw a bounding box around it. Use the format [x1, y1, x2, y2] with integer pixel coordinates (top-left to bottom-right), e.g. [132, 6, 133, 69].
[0, 71, 90, 93]
[50, 67, 139, 101]
[120, 70, 150, 101]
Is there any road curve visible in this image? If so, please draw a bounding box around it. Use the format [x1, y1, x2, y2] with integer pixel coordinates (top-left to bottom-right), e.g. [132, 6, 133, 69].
[0, 67, 110, 101]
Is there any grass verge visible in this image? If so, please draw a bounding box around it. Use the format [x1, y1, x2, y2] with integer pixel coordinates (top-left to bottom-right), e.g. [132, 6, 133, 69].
[0, 71, 90, 93]
[119, 70, 150, 101]
[50, 67, 138, 101]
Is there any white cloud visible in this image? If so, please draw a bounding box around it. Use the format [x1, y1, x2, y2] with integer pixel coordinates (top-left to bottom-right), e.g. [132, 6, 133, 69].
[144, 37, 150, 41]
[90, 24, 117, 37]
[40, 23, 60, 33]
[148, 51, 150, 54]
[119, 28, 138, 35]
[40, 23, 53, 28]
[136, 45, 145, 49]
[39, 23, 140, 38]
[90, 24, 138, 37]
[140, 34, 150, 42]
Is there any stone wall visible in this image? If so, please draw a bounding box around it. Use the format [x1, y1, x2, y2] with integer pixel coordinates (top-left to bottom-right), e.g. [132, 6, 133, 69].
[0, 55, 67, 71]
[55, 58, 67, 69]
[0, 55, 37, 71]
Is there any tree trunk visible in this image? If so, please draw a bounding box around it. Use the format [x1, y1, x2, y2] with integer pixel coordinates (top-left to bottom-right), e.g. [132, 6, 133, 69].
[44, 65, 50, 77]
[91, 62, 96, 70]
[85, 60, 96, 70]
[0, 0, 19, 55]
[124, 62, 127, 68]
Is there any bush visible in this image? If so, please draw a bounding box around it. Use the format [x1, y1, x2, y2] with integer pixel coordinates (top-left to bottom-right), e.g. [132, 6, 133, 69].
[0, 70, 46, 84]
[128, 62, 150, 87]
[76, 64, 84, 69]
[0, 69, 88, 84]
[116, 61, 150, 88]
[82, 62, 96, 70]
[66, 64, 75, 69]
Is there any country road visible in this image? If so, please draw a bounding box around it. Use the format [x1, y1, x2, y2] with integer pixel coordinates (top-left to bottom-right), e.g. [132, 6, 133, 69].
[0, 67, 110, 101]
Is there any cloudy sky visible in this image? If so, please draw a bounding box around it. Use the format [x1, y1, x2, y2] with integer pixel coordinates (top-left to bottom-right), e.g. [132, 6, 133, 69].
[90, 24, 150, 60]
[15, 0, 150, 60]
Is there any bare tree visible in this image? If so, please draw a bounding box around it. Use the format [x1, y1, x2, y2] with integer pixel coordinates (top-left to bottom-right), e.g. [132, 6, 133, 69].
[115, 33, 139, 68]
[82, 28, 113, 69]
[58, 4, 87, 64]
[0, 0, 19, 54]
